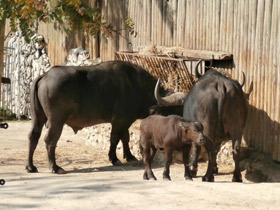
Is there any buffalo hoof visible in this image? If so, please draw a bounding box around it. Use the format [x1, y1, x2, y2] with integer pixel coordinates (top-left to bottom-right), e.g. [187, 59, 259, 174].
[148, 176, 157, 181]
[190, 170, 198, 177]
[163, 176, 171, 181]
[52, 167, 66, 174]
[202, 175, 214, 182]
[112, 159, 122, 166]
[189, 166, 198, 177]
[125, 155, 138, 162]
[143, 177, 157, 181]
[143, 173, 148, 180]
[232, 176, 243, 182]
[143, 173, 157, 180]
[25, 165, 38, 173]
[185, 176, 193, 181]
[213, 166, 219, 174]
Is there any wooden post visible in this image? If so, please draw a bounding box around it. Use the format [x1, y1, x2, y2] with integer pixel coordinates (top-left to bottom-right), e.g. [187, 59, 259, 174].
[0, 22, 5, 102]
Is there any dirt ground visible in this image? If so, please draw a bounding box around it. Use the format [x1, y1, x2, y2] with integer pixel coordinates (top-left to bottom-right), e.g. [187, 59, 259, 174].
[1, 121, 280, 210]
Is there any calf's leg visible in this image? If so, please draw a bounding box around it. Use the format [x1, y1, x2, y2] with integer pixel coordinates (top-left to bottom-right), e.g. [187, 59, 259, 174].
[163, 149, 173, 180]
[182, 145, 193, 180]
[140, 142, 157, 180]
[189, 143, 201, 177]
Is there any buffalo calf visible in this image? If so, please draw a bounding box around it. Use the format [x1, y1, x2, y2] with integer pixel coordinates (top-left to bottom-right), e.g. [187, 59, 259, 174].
[139, 115, 205, 181]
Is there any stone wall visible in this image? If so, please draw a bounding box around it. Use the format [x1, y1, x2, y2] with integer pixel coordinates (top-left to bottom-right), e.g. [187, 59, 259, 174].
[1, 33, 50, 118]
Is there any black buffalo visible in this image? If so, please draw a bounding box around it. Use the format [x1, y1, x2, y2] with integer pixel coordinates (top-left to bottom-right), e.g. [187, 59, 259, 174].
[183, 59, 250, 182]
[26, 61, 184, 174]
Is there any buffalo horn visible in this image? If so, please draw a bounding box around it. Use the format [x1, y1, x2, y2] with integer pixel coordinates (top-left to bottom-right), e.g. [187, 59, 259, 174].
[154, 79, 186, 106]
[239, 72, 246, 88]
[195, 59, 203, 78]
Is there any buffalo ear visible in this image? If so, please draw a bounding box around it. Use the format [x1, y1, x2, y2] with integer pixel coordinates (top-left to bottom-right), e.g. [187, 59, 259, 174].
[245, 81, 253, 100]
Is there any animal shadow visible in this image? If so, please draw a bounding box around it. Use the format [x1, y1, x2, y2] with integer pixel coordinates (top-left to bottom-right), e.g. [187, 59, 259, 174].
[243, 104, 280, 182]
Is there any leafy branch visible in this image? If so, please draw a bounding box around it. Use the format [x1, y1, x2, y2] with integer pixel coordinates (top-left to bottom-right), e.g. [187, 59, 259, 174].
[0, 0, 103, 42]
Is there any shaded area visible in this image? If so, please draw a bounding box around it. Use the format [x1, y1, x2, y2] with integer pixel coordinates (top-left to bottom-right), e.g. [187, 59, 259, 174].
[244, 104, 280, 163]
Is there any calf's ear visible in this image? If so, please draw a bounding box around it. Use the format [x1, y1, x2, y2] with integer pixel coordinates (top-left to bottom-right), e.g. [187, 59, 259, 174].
[179, 122, 189, 133]
[194, 121, 203, 131]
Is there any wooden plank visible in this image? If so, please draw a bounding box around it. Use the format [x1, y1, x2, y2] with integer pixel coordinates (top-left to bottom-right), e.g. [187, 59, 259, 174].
[173, 0, 178, 46]
[147, 0, 152, 44]
[247, 0, 258, 147]
[162, 0, 167, 46]
[179, 49, 233, 60]
[100, 0, 108, 61]
[151, 0, 157, 44]
[201, 0, 206, 50]
[270, 0, 278, 160]
[214, 0, 221, 51]
[198, 0, 203, 50]
[205, 0, 211, 50]
[219, 0, 226, 52]
[227, 0, 234, 52]
[185, 0, 191, 49]
[274, 0, 280, 161]
[262, 0, 273, 154]
[255, 0, 265, 150]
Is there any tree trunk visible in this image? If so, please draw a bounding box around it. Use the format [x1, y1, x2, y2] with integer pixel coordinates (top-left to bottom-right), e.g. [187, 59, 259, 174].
[0, 22, 5, 102]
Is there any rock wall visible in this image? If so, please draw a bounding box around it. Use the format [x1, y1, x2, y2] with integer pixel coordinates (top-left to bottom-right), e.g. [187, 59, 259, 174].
[1, 33, 50, 118]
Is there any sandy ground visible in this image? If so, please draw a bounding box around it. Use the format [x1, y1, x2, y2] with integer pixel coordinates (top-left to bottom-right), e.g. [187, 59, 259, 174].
[1, 121, 280, 210]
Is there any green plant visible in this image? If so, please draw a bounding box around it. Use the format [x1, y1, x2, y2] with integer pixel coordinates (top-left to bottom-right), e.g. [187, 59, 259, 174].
[0, 107, 17, 121]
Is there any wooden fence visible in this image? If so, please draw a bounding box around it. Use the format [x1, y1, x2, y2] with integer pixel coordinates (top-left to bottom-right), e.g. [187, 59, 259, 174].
[3, 0, 280, 161]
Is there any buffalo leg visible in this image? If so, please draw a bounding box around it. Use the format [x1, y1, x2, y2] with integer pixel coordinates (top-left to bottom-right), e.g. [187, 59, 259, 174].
[213, 142, 222, 174]
[108, 127, 121, 165]
[120, 129, 137, 162]
[202, 138, 215, 182]
[109, 120, 136, 165]
[232, 139, 242, 182]
[44, 122, 65, 174]
[189, 143, 201, 177]
[163, 149, 173, 180]
[182, 145, 193, 180]
[141, 144, 157, 180]
[26, 117, 46, 173]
